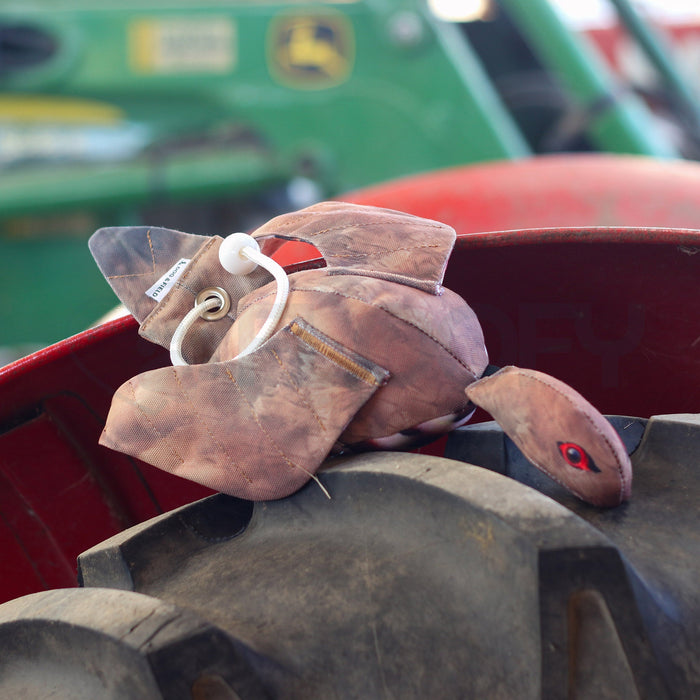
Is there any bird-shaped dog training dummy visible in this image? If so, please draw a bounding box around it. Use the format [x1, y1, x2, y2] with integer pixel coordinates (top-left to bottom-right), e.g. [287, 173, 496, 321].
[89, 202, 632, 507]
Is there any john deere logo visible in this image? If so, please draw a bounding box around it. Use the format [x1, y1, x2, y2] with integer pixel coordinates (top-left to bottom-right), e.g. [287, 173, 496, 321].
[269, 14, 354, 88]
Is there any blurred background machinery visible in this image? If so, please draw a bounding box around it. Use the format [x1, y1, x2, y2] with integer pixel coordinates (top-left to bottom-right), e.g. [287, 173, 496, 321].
[1, 0, 699, 355]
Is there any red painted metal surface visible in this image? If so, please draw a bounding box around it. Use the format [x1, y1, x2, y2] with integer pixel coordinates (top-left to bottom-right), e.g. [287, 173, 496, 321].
[345, 154, 700, 230]
[0, 316, 212, 601]
[1, 155, 699, 604]
[274, 154, 700, 266]
[449, 228, 700, 418]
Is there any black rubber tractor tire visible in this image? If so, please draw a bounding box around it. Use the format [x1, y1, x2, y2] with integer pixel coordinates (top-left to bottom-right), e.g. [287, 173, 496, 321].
[0, 414, 697, 698]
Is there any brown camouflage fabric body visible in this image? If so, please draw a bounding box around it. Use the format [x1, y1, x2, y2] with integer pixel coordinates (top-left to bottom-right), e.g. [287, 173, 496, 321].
[465, 367, 632, 507]
[90, 202, 631, 505]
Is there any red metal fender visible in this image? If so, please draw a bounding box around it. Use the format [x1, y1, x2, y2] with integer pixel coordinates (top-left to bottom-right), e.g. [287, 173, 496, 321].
[273, 153, 700, 265]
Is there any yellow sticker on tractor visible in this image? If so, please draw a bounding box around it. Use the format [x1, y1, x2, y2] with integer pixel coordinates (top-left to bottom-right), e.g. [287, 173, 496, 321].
[130, 17, 236, 74]
[268, 13, 354, 89]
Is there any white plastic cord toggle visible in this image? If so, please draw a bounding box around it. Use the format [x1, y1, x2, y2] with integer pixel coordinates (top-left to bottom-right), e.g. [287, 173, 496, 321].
[169, 233, 290, 366]
[218, 232, 261, 275]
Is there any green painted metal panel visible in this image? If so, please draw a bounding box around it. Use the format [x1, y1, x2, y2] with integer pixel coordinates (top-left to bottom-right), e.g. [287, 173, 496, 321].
[497, 0, 678, 157]
[0, 0, 531, 349]
[0, 0, 687, 351]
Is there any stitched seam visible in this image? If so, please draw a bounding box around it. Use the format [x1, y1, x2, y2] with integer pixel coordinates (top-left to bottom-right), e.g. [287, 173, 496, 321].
[240, 286, 478, 377]
[299, 219, 446, 237]
[270, 347, 326, 432]
[328, 242, 441, 258]
[108, 272, 157, 279]
[171, 368, 253, 484]
[326, 268, 441, 294]
[125, 379, 184, 465]
[141, 237, 215, 333]
[289, 321, 384, 386]
[224, 367, 303, 475]
[479, 370, 627, 504]
[175, 237, 215, 285]
[108, 229, 157, 279]
[146, 228, 156, 269]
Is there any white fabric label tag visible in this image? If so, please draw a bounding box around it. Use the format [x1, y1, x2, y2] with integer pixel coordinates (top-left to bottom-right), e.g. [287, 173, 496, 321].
[145, 258, 191, 301]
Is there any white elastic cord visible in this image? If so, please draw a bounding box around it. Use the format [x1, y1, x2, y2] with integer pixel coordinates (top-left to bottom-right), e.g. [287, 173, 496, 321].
[169, 243, 290, 366]
[234, 246, 289, 359]
[170, 296, 222, 366]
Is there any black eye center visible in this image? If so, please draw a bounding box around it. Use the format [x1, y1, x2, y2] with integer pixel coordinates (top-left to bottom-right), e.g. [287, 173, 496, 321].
[557, 442, 601, 473]
[565, 446, 582, 464]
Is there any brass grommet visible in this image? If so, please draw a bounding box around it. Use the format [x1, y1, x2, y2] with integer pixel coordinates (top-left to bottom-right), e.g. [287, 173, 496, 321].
[195, 287, 231, 321]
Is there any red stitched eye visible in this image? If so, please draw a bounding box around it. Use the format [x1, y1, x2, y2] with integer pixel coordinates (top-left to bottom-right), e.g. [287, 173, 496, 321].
[557, 442, 600, 473]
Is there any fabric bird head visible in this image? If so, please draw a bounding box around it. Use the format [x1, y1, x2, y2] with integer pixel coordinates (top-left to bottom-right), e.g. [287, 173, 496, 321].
[89, 202, 632, 507]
